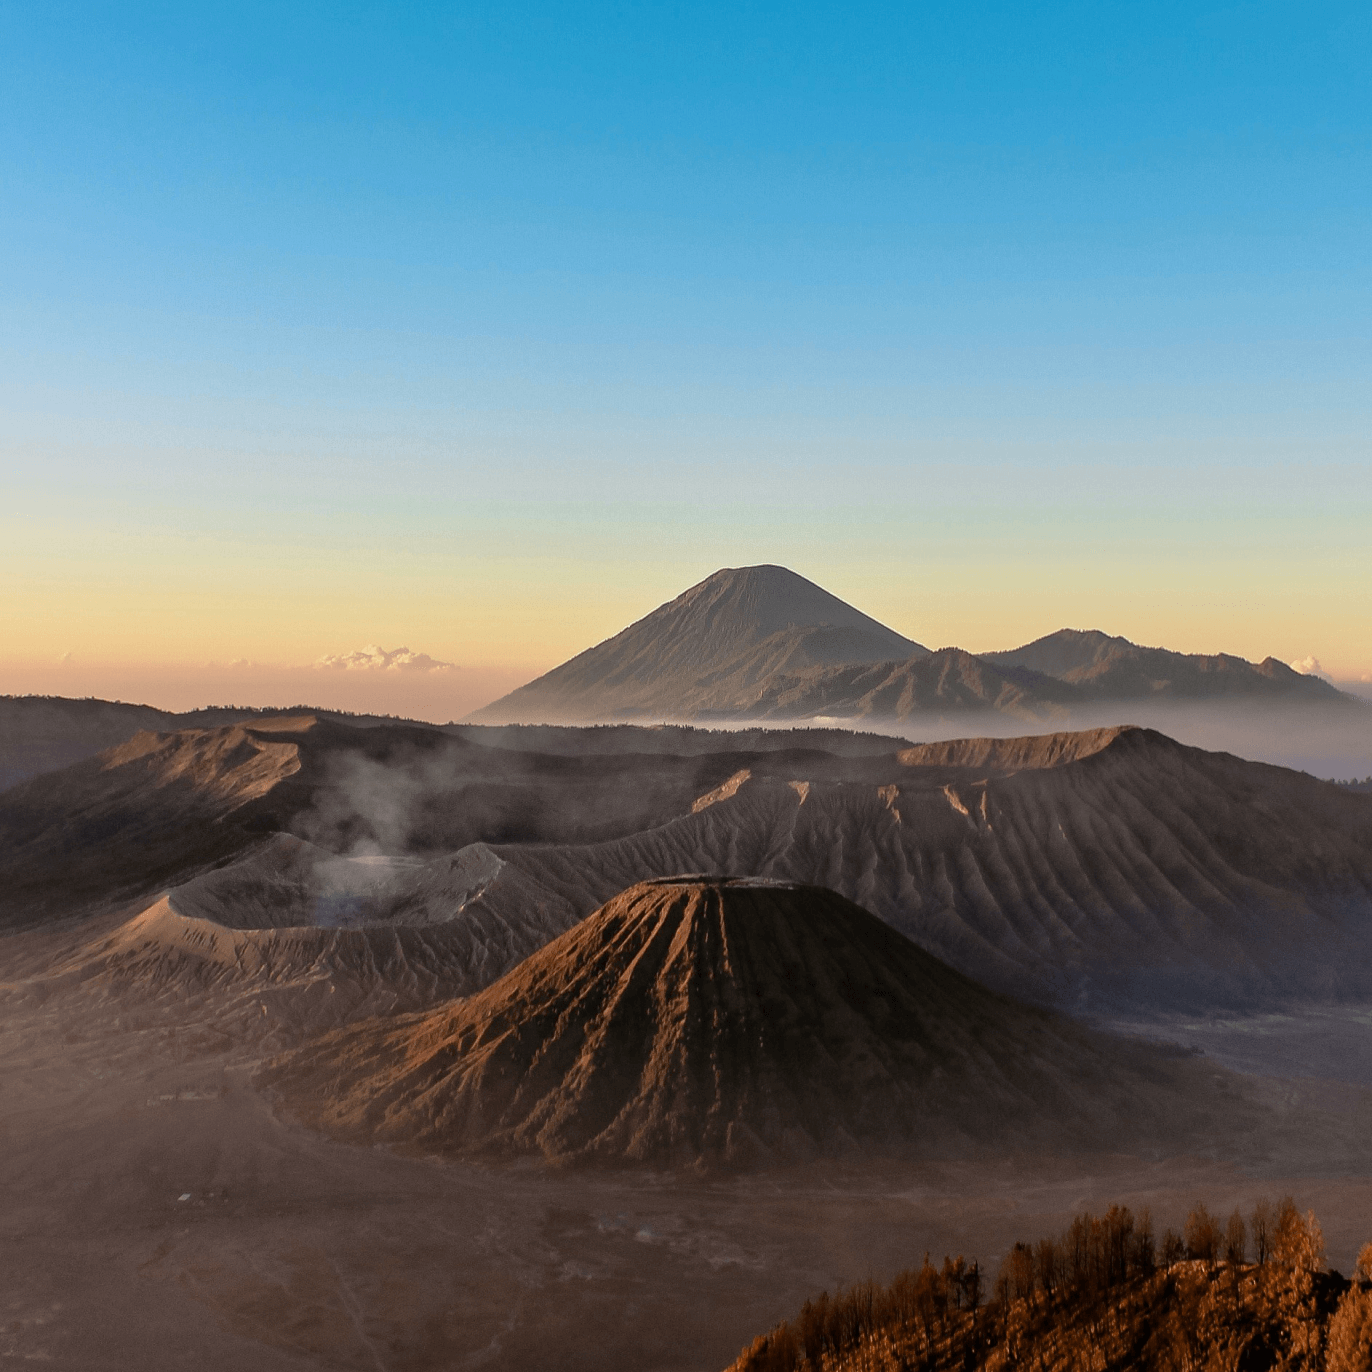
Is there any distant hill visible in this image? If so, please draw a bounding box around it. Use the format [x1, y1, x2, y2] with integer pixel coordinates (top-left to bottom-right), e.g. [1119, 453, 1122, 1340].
[467, 568, 1358, 725]
[729, 646, 1077, 722]
[0, 695, 447, 791]
[732, 634, 1357, 725]
[467, 564, 928, 724]
[11, 716, 1372, 1013]
[983, 628, 1349, 703]
[0, 692, 920, 794]
[261, 877, 1247, 1168]
[6, 580, 1358, 783]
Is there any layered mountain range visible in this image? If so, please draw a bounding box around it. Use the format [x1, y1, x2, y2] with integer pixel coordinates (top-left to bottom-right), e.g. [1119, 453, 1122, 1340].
[0, 695, 433, 792]
[8, 713, 1371, 1021]
[469, 565, 1354, 726]
[3, 582, 1369, 1370]
[3, 565, 1358, 793]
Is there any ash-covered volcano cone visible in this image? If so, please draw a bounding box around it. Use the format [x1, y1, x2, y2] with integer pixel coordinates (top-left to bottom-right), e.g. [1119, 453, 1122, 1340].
[263, 877, 1252, 1169]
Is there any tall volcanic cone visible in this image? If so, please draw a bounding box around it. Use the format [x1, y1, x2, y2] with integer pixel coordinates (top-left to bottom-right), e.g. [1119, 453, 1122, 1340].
[263, 878, 1248, 1168]
[466, 565, 927, 724]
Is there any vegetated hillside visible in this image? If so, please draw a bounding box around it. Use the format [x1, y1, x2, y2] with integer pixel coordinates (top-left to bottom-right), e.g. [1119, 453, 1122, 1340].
[984, 628, 1353, 704]
[262, 878, 1249, 1169]
[467, 565, 929, 724]
[728, 1199, 1371, 1372]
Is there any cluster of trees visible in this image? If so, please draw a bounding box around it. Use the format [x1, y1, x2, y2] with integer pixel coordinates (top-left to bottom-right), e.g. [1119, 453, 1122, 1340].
[750, 1256, 986, 1371]
[729, 1198, 1372, 1372]
[995, 1198, 1290, 1306]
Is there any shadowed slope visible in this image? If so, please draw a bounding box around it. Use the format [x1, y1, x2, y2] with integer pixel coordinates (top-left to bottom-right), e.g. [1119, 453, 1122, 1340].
[263, 878, 1251, 1169]
[468, 565, 928, 724]
[984, 629, 1353, 703]
[731, 647, 1078, 723]
[0, 718, 312, 926]
[0, 712, 898, 930]
[445, 727, 1372, 1012]
[10, 716, 1372, 1020]
[0, 694, 467, 791]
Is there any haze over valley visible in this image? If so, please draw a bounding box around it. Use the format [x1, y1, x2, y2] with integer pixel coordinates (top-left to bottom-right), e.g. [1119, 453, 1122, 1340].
[5, 2, 1370, 1367]
[9, 563, 1364, 790]
[4, 650, 1372, 1366]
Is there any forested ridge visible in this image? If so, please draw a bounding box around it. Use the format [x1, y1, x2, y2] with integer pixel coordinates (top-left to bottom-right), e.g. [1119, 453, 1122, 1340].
[728, 1200, 1372, 1372]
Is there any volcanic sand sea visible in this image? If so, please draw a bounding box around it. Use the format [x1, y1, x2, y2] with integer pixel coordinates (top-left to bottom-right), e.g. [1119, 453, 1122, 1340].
[6, 718, 1372, 1368]
[4, 911, 1372, 1372]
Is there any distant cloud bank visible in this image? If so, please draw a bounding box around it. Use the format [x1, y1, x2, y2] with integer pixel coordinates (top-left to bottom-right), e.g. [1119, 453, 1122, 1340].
[315, 645, 456, 674]
[1289, 656, 1333, 683]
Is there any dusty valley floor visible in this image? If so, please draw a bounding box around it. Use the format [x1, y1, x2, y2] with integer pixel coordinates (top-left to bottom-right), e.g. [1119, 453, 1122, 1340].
[4, 917, 1372, 1372]
[5, 714, 1372, 1370]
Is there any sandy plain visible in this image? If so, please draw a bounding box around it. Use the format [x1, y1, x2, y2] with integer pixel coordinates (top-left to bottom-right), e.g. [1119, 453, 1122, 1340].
[4, 910, 1372, 1372]
[5, 713, 1372, 1370]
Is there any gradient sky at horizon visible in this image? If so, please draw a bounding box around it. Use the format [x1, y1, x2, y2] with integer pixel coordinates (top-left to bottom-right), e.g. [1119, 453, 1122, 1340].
[2, 1, 1369, 716]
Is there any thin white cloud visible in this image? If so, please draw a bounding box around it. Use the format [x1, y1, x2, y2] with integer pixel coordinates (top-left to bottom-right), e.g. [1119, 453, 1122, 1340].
[315, 644, 456, 674]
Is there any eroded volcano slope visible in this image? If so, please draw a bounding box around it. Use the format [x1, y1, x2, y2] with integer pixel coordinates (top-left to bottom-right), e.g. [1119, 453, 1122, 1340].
[263, 878, 1250, 1169]
[0, 712, 885, 928]
[451, 726, 1372, 1011]
[8, 716, 1372, 1019]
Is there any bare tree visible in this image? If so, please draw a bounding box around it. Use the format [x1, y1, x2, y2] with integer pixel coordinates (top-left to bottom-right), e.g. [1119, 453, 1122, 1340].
[963, 1259, 983, 1312]
[1035, 1237, 1058, 1300]
[1135, 1207, 1156, 1276]
[1006, 1242, 1036, 1302]
[1226, 1209, 1248, 1265]
[1252, 1199, 1274, 1265]
[1186, 1204, 1221, 1266]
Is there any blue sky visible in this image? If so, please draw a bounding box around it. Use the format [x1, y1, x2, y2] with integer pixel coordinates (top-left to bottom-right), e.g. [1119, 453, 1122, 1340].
[2, 1, 1369, 700]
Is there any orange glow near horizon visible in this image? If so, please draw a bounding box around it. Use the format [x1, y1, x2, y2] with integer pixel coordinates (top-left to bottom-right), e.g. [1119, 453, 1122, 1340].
[5, 456, 1369, 707]
[3, 546, 1370, 721]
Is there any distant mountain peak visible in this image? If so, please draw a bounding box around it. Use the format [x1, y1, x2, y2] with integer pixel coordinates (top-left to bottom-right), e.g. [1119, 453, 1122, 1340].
[674, 564, 882, 630]
[467, 565, 927, 724]
[985, 629, 1351, 705]
[466, 568, 1356, 727]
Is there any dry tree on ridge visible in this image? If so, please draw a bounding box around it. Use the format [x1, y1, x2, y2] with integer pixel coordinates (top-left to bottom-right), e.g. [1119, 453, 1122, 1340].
[728, 1199, 1372, 1372]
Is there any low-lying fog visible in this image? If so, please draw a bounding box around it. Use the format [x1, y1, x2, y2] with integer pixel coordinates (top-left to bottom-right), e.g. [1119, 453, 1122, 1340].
[798, 699, 1372, 782]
